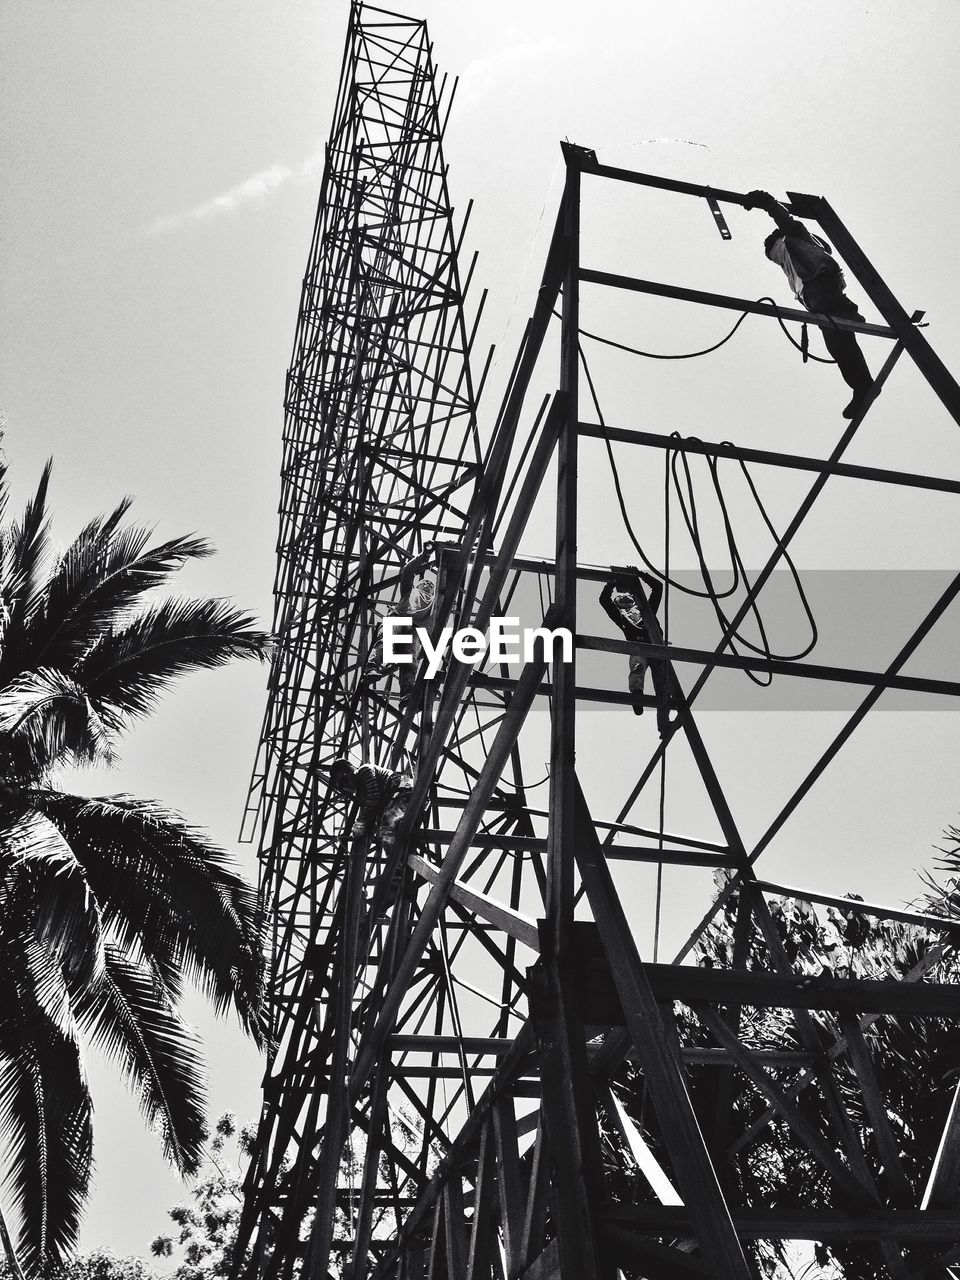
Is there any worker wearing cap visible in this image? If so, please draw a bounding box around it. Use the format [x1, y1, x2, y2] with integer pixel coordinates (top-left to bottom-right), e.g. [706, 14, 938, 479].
[745, 189, 873, 419]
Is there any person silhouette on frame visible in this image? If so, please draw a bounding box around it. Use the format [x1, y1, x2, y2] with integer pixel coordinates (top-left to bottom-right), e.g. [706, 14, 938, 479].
[745, 188, 873, 420]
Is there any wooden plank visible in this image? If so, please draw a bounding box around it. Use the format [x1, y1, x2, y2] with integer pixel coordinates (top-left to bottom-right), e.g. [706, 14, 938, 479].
[408, 853, 540, 951]
[588, 160, 751, 204]
[444, 1177, 468, 1278]
[921, 1078, 960, 1211]
[534, 148, 610, 1280]
[756, 880, 960, 936]
[839, 1013, 914, 1206]
[519, 1120, 550, 1273]
[573, 785, 752, 1278]
[493, 1098, 525, 1273]
[588, 957, 960, 1019]
[390, 1034, 518, 1056]
[607, 1206, 960, 1242]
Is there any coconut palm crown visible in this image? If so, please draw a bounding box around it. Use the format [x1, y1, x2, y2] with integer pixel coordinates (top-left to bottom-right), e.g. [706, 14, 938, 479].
[0, 459, 271, 1277]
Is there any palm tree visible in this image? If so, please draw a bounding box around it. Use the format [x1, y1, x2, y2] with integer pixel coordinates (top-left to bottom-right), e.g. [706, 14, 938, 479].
[0, 459, 271, 1277]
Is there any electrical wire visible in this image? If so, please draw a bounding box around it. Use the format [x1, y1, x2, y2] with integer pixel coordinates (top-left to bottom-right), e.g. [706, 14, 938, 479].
[577, 308, 752, 361]
[569, 297, 837, 365]
[577, 343, 820, 683]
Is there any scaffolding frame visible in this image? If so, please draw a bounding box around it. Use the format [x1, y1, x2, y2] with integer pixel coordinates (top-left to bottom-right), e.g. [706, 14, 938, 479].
[237, 14, 960, 1278]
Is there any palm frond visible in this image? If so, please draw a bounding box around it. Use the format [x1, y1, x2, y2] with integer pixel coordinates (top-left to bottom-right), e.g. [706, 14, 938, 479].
[0, 806, 105, 994]
[76, 597, 271, 729]
[29, 791, 267, 1047]
[1, 463, 53, 651]
[0, 669, 115, 779]
[0, 934, 92, 1279]
[74, 944, 208, 1176]
[17, 514, 212, 676]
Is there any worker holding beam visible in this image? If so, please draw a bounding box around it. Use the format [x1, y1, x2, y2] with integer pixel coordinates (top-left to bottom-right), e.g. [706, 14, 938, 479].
[745, 189, 873, 419]
[600, 568, 667, 730]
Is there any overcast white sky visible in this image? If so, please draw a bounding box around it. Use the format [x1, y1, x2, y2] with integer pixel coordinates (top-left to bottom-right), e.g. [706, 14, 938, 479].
[3, 0, 960, 1261]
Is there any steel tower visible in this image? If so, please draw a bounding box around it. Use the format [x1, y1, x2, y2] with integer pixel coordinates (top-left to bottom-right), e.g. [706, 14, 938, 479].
[237, 8, 960, 1278]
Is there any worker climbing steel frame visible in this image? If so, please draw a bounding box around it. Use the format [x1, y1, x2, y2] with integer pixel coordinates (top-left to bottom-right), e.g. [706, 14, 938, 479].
[237, 7, 960, 1276]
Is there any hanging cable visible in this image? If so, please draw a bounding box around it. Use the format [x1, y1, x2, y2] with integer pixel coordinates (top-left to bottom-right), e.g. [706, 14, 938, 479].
[668, 443, 774, 684]
[577, 309, 752, 360]
[578, 344, 819, 681]
[579, 344, 738, 600]
[567, 297, 837, 364]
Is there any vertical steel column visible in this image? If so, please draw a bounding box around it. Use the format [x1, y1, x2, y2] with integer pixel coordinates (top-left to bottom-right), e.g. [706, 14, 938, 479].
[548, 144, 581, 930]
[533, 144, 610, 1280]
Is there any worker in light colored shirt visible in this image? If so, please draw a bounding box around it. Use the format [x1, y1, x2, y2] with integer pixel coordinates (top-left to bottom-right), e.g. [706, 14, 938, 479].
[745, 189, 873, 419]
[364, 543, 439, 705]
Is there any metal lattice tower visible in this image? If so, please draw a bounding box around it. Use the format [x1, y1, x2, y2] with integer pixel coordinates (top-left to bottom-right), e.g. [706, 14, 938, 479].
[236, 2, 494, 1269]
[237, 9, 960, 1279]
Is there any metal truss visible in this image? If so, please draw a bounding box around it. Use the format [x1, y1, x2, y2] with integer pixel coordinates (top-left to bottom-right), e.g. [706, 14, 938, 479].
[237, 9, 960, 1278]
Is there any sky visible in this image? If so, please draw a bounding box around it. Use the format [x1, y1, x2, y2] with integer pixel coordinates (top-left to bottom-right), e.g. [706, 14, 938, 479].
[3, 0, 960, 1263]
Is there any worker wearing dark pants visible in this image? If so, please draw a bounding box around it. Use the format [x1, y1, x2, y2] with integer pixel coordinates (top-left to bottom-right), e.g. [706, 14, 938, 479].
[599, 570, 667, 731]
[745, 189, 873, 419]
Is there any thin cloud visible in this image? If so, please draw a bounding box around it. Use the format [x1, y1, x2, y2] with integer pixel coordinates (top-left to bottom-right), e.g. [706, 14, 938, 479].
[140, 28, 569, 235]
[457, 27, 573, 111]
[140, 148, 324, 238]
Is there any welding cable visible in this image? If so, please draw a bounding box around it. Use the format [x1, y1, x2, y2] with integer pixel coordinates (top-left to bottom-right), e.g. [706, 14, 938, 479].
[669, 439, 819, 672]
[759, 297, 836, 365]
[568, 299, 836, 364]
[668, 444, 774, 685]
[580, 338, 771, 676]
[579, 345, 818, 676]
[579, 343, 740, 600]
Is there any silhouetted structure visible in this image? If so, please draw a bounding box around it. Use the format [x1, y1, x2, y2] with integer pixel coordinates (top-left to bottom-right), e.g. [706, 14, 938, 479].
[235, 6, 960, 1278]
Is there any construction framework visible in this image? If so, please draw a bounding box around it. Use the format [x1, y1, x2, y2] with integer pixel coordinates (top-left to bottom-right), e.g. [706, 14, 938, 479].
[237, 7, 960, 1279]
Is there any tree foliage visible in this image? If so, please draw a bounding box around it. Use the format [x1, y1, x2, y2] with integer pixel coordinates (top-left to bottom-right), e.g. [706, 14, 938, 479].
[612, 848, 960, 1280]
[0, 459, 271, 1277]
[0, 1250, 157, 1280]
[151, 1113, 256, 1280]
